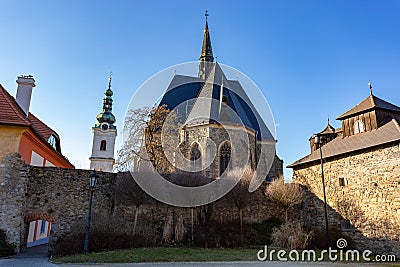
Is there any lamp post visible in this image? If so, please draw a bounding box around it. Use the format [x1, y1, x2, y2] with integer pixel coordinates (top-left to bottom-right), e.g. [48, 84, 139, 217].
[313, 134, 329, 245]
[83, 170, 98, 254]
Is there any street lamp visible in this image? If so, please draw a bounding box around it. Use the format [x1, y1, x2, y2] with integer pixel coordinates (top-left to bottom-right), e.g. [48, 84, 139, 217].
[83, 170, 98, 254]
[313, 134, 330, 246]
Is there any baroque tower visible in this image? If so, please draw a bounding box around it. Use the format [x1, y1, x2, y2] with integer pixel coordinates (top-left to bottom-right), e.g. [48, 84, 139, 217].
[89, 76, 117, 172]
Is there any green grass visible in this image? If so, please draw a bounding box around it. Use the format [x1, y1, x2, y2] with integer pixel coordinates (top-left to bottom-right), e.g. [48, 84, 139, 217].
[54, 247, 259, 263]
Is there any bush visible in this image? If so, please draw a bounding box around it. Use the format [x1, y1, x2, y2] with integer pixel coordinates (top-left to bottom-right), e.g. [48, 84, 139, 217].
[271, 221, 312, 250]
[247, 217, 283, 245]
[308, 227, 352, 249]
[194, 220, 243, 248]
[0, 229, 15, 257]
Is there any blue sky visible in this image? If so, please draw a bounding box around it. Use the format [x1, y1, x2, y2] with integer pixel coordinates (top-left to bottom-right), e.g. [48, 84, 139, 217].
[1, 0, 400, 179]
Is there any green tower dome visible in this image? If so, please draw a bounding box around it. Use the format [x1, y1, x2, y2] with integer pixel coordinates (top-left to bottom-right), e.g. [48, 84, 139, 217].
[95, 77, 116, 128]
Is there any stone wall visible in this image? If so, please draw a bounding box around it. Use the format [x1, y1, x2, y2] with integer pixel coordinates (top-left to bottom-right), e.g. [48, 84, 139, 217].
[0, 153, 29, 254]
[0, 153, 283, 253]
[293, 141, 400, 256]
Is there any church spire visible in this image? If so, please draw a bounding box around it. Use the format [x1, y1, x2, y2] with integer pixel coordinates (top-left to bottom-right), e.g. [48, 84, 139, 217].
[199, 10, 214, 62]
[199, 11, 215, 79]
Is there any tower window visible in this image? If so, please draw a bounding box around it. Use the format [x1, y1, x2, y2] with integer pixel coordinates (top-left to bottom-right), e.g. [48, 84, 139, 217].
[100, 140, 107, 151]
[339, 178, 345, 186]
[354, 120, 365, 134]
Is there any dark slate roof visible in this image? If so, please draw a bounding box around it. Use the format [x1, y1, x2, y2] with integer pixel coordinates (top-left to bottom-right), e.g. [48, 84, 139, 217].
[337, 94, 400, 120]
[287, 118, 400, 168]
[158, 65, 275, 141]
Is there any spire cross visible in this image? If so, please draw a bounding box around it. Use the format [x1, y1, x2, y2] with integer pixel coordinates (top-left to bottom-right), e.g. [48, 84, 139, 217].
[205, 10, 209, 21]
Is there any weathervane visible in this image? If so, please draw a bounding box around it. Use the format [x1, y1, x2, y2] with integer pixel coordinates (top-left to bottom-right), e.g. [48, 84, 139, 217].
[205, 10, 209, 21]
[368, 80, 372, 95]
[108, 71, 113, 88]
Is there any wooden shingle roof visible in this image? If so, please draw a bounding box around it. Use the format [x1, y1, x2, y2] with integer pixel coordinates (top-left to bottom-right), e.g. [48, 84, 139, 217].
[337, 94, 400, 120]
[288, 118, 400, 168]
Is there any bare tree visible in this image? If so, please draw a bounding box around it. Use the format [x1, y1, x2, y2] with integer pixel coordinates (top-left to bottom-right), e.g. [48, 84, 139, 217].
[226, 166, 254, 243]
[265, 177, 303, 222]
[115, 105, 179, 173]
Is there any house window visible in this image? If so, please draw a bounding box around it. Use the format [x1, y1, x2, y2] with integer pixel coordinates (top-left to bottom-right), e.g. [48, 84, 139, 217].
[40, 220, 46, 234]
[48, 133, 61, 152]
[354, 120, 365, 134]
[219, 141, 231, 175]
[339, 178, 345, 186]
[100, 140, 107, 151]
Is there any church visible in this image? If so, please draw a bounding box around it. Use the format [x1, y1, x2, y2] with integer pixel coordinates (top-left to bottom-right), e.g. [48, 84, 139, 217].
[136, 14, 284, 180]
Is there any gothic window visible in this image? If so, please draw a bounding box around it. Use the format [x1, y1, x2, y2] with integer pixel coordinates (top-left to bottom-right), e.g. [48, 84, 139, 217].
[354, 120, 365, 134]
[339, 177, 345, 186]
[219, 141, 231, 175]
[190, 143, 202, 169]
[100, 140, 107, 151]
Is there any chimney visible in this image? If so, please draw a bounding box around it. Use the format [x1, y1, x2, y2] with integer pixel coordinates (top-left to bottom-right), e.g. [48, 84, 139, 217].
[16, 75, 36, 117]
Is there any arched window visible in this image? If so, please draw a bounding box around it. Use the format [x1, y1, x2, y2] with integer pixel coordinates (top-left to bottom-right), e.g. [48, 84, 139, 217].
[219, 141, 231, 175]
[100, 140, 107, 151]
[190, 143, 202, 169]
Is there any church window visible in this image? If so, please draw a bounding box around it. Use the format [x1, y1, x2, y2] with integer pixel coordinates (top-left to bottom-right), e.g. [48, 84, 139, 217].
[353, 120, 365, 134]
[219, 141, 231, 175]
[190, 143, 202, 169]
[100, 140, 107, 151]
[339, 177, 345, 186]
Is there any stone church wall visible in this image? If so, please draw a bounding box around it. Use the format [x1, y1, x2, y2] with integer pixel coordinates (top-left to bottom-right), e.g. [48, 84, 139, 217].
[293, 141, 400, 256]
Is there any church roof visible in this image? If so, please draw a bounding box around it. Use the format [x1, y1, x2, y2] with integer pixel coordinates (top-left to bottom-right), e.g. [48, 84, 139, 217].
[158, 64, 275, 141]
[288, 118, 400, 168]
[337, 94, 400, 120]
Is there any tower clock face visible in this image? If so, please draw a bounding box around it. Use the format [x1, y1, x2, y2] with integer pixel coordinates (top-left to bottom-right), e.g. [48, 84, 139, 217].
[102, 124, 109, 131]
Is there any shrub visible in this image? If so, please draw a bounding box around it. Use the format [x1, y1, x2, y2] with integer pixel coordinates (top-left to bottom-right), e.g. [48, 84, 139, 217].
[194, 220, 243, 248]
[0, 229, 15, 257]
[247, 217, 283, 245]
[271, 221, 312, 250]
[308, 227, 351, 249]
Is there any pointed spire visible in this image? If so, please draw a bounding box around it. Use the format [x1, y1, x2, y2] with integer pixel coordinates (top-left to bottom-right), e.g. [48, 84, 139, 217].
[200, 10, 214, 62]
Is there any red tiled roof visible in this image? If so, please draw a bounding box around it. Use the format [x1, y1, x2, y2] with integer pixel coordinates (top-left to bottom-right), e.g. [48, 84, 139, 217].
[0, 84, 55, 140]
[288, 118, 400, 168]
[28, 113, 54, 140]
[337, 94, 400, 120]
[0, 83, 73, 167]
[0, 84, 30, 126]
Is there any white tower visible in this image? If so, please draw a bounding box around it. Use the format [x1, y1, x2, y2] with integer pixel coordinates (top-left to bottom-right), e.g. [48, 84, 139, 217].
[89, 76, 117, 172]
